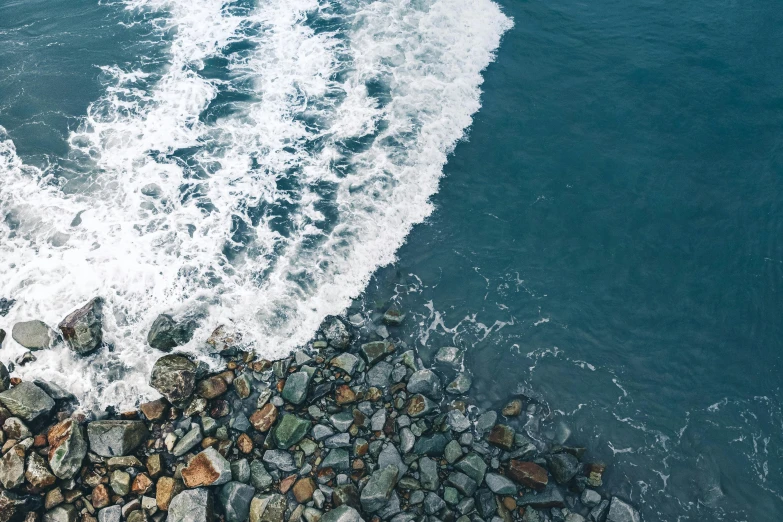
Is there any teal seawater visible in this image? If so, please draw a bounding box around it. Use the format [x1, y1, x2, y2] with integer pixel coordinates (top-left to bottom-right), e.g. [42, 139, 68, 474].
[1, 0, 782, 520]
[362, 0, 783, 520]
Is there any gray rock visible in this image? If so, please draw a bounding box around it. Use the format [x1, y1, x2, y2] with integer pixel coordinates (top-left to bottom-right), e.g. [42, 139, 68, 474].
[0, 298, 14, 317]
[485, 473, 516, 495]
[322, 317, 351, 350]
[321, 448, 350, 471]
[329, 412, 354, 432]
[320, 505, 364, 522]
[330, 354, 360, 375]
[43, 504, 77, 522]
[366, 361, 393, 388]
[147, 314, 195, 351]
[141, 183, 162, 197]
[0, 382, 54, 423]
[360, 465, 399, 512]
[168, 488, 214, 522]
[378, 444, 407, 478]
[589, 499, 610, 522]
[48, 419, 87, 479]
[518, 486, 566, 509]
[58, 297, 104, 355]
[230, 413, 251, 432]
[581, 489, 601, 508]
[475, 411, 497, 433]
[447, 410, 471, 432]
[456, 497, 475, 515]
[250, 459, 274, 489]
[406, 370, 442, 400]
[0, 489, 43, 521]
[424, 492, 446, 515]
[382, 308, 405, 326]
[231, 459, 250, 484]
[447, 471, 478, 496]
[370, 409, 386, 431]
[565, 514, 586, 522]
[150, 353, 198, 405]
[3, 417, 30, 439]
[399, 428, 415, 454]
[0, 446, 25, 488]
[447, 373, 472, 395]
[12, 320, 57, 350]
[455, 453, 487, 484]
[98, 506, 122, 522]
[313, 424, 336, 441]
[413, 433, 447, 456]
[219, 482, 255, 522]
[282, 372, 311, 405]
[87, 420, 149, 457]
[0, 363, 8, 392]
[249, 493, 287, 522]
[360, 341, 394, 366]
[474, 489, 496, 519]
[547, 453, 580, 485]
[110, 469, 130, 495]
[434, 346, 463, 368]
[606, 498, 641, 522]
[325, 433, 351, 448]
[262, 450, 296, 472]
[521, 508, 541, 522]
[445, 440, 463, 463]
[407, 394, 437, 418]
[33, 379, 74, 401]
[172, 426, 203, 456]
[419, 457, 439, 491]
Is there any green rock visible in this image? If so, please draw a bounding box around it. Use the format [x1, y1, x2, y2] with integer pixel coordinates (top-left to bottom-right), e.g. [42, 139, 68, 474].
[274, 415, 310, 449]
[455, 453, 487, 485]
[444, 440, 463, 464]
[320, 448, 350, 471]
[446, 374, 472, 395]
[360, 465, 399, 512]
[110, 470, 130, 496]
[250, 460, 273, 491]
[48, 419, 87, 479]
[281, 372, 310, 405]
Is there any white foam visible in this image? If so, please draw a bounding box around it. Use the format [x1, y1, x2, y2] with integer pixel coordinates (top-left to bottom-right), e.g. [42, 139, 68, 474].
[0, 0, 512, 411]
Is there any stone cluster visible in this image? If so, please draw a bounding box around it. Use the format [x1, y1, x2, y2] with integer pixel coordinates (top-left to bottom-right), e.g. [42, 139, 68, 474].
[0, 301, 642, 522]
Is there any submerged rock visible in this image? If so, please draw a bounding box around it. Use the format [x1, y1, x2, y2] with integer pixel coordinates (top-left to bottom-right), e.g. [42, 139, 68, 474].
[147, 314, 195, 351]
[58, 297, 104, 355]
[11, 320, 57, 350]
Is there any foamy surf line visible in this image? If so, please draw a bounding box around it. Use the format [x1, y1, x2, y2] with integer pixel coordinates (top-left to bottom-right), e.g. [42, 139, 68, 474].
[0, 0, 513, 411]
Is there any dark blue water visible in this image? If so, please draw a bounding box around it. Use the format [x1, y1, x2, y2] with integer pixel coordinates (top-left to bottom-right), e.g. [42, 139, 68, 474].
[2, 0, 783, 520]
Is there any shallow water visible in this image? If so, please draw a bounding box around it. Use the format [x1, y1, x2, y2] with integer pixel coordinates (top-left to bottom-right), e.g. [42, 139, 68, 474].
[1, 0, 782, 520]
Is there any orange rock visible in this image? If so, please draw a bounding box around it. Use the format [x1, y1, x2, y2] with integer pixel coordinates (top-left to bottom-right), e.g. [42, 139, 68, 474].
[140, 399, 168, 421]
[249, 404, 278, 432]
[335, 385, 356, 405]
[156, 477, 184, 511]
[292, 477, 315, 503]
[237, 433, 253, 454]
[91, 484, 110, 509]
[131, 473, 153, 495]
[280, 474, 297, 494]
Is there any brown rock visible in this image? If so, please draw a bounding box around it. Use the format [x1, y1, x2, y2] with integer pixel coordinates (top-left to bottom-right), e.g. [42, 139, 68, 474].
[201, 437, 218, 449]
[182, 449, 230, 487]
[508, 460, 548, 491]
[25, 452, 56, 488]
[33, 435, 46, 448]
[237, 434, 253, 454]
[292, 477, 315, 503]
[197, 376, 227, 399]
[487, 424, 515, 451]
[280, 475, 297, 494]
[146, 454, 162, 478]
[502, 497, 517, 511]
[131, 473, 153, 495]
[156, 477, 184, 511]
[249, 404, 277, 433]
[140, 399, 168, 421]
[210, 400, 230, 418]
[364, 388, 382, 402]
[45, 487, 64, 510]
[335, 385, 356, 405]
[91, 485, 110, 509]
[502, 399, 522, 417]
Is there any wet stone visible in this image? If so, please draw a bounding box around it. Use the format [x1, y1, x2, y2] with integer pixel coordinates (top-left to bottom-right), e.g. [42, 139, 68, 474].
[330, 354, 360, 375]
[329, 412, 354, 433]
[230, 412, 251, 432]
[448, 471, 478, 496]
[407, 370, 442, 400]
[546, 453, 580, 485]
[198, 376, 228, 399]
[366, 361, 393, 388]
[12, 321, 57, 350]
[250, 404, 278, 433]
[590, 500, 610, 522]
[407, 394, 437, 418]
[281, 372, 311, 405]
[475, 411, 497, 433]
[147, 314, 195, 352]
[0, 382, 54, 423]
[360, 341, 395, 366]
[250, 460, 274, 490]
[485, 473, 516, 495]
[360, 465, 399, 513]
[455, 453, 487, 485]
[424, 492, 446, 515]
[219, 481, 255, 522]
[0, 446, 25, 489]
[413, 433, 447, 456]
[419, 457, 440, 491]
[150, 354, 198, 405]
[322, 317, 351, 350]
[172, 426, 203, 456]
[447, 373, 472, 395]
[508, 460, 548, 491]
[182, 447, 232, 487]
[87, 420, 149, 457]
[475, 489, 497, 519]
[59, 298, 104, 355]
[274, 415, 310, 449]
[262, 450, 296, 472]
[320, 505, 364, 522]
[249, 493, 287, 522]
[518, 485, 566, 509]
[502, 399, 523, 417]
[447, 409, 471, 432]
[445, 439, 463, 463]
[606, 497, 641, 522]
[434, 346, 463, 368]
[487, 424, 515, 451]
[581, 489, 601, 508]
[231, 459, 250, 484]
[25, 452, 55, 488]
[321, 448, 350, 471]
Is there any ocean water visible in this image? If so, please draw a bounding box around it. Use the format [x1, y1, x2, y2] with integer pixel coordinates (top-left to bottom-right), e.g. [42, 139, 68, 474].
[1, 0, 782, 520]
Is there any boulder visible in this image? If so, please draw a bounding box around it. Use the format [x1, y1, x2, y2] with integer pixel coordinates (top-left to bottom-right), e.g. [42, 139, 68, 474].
[360, 465, 399, 512]
[320, 505, 364, 522]
[168, 488, 214, 522]
[87, 420, 149, 457]
[147, 314, 195, 351]
[0, 382, 54, 423]
[182, 448, 232, 487]
[150, 354, 197, 405]
[606, 497, 641, 522]
[508, 460, 548, 491]
[219, 482, 255, 522]
[11, 320, 57, 350]
[47, 419, 88, 479]
[58, 297, 104, 354]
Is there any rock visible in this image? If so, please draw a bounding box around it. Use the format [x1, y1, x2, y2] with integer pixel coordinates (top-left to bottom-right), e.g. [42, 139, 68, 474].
[412, 433, 447, 456]
[485, 473, 516, 495]
[335, 385, 357, 405]
[330, 354, 360, 375]
[487, 424, 515, 450]
[445, 440, 462, 463]
[423, 492, 446, 515]
[172, 426, 203, 456]
[0, 446, 25, 489]
[447, 410, 470, 432]
[25, 452, 55, 488]
[320, 505, 364, 522]
[382, 308, 405, 326]
[474, 488, 496, 519]
[329, 412, 354, 432]
[139, 398, 168, 421]
[293, 477, 316, 503]
[606, 498, 641, 522]
[321, 448, 350, 471]
[206, 325, 243, 354]
[110, 470, 131, 495]
[566, 514, 586, 522]
[407, 370, 442, 400]
[32, 379, 73, 401]
[419, 456, 439, 491]
[98, 506, 121, 522]
[360, 341, 395, 366]
[455, 453, 487, 484]
[182, 448, 232, 487]
[131, 473, 153, 495]
[589, 500, 610, 522]
[43, 505, 77, 522]
[249, 494, 287, 522]
[0, 382, 54, 423]
[198, 376, 227, 399]
[58, 298, 104, 355]
[366, 361, 393, 388]
[156, 477, 184, 511]
[378, 443, 407, 478]
[508, 460, 548, 491]
[399, 428, 415, 453]
[262, 450, 296, 472]
[3, 418, 29, 440]
[407, 394, 436, 418]
[250, 404, 278, 432]
[147, 314, 195, 351]
[360, 465, 399, 512]
[250, 460, 273, 490]
[475, 411, 497, 433]
[546, 453, 580, 485]
[502, 399, 522, 417]
[150, 354, 198, 405]
[233, 373, 253, 399]
[11, 321, 57, 350]
[87, 420, 148, 457]
[434, 346, 463, 368]
[322, 317, 351, 350]
[446, 373, 472, 394]
[281, 372, 310, 405]
[518, 485, 566, 509]
[447, 472, 477, 496]
[0, 490, 43, 522]
[0, 299, 14, 317]
[274, 415, 310, 449]
[168, 488, 214, 522]
[581, 489, 601, 508]
[522, 508, 541, 522]
[0, 364, 8, 393]
[230, 459, 250, 484]
[219, 482, 255, 522]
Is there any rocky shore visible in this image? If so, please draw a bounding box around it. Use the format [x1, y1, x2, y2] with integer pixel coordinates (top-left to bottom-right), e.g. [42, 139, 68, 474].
[0, 300, 642, 522]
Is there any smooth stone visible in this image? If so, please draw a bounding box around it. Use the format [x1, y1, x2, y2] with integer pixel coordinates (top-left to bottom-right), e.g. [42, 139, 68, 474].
[0, 382, 54, 423]
[485, 473, 516, 495]
[219, 482, 255, 522]
[487, 424, 515, 450]
[58, 298, 104, 354]
[12, 320, 57, 350]
[172, 426, 203, 456]
[87, 420, 149, 457]
[168, 488, 214, 522]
